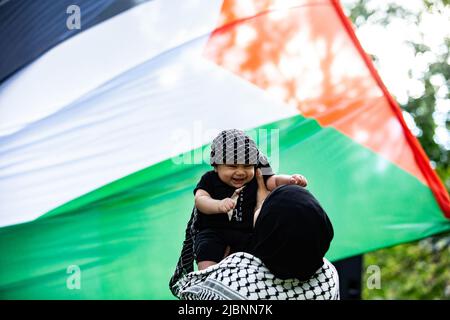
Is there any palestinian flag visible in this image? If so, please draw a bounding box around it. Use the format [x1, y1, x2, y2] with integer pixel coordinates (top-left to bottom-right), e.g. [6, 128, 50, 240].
[0, 0, 449, 299]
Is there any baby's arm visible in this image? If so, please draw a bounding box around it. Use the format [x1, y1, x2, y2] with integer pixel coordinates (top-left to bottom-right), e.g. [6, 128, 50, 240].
[265, 174, 308, 191]
[195, 189, 236, 214]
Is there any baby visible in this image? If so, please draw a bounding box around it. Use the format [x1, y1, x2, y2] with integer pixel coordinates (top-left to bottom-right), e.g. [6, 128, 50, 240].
[193, 129, 308, 270]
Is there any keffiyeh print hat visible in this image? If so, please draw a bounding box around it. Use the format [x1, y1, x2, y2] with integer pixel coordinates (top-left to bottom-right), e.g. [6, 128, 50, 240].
[248, 184, 334, 281]
[210, 129, 269, 167]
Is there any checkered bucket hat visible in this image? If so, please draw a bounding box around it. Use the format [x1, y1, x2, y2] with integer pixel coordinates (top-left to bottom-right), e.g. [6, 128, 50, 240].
[210, 129, 268, 166]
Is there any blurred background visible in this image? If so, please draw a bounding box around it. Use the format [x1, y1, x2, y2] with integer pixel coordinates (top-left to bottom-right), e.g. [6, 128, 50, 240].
[341, 0, 449, 300]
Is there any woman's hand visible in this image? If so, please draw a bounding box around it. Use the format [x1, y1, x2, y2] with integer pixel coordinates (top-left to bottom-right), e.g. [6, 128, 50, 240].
[256, 169, 270, 207]
[254, 169, 270, 226]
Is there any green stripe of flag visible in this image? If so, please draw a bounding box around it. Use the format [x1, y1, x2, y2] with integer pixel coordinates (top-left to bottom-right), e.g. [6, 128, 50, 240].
[1, 115, 448, 299]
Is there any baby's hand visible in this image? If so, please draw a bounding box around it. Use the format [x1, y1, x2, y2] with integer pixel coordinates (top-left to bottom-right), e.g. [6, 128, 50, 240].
[289, 174, 308, 187]
[218, 198, 236, 213]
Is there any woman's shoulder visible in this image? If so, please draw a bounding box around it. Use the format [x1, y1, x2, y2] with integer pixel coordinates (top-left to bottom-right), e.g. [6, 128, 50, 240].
[175, 254, 340, 300]
[174, 252, 252, 300]
[318, 258, 340, 299]
[220, 254, 341, 300]
[322, 258, 339, 281]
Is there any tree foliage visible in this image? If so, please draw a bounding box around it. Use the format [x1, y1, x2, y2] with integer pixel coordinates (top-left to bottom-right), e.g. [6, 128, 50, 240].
[343, 0, 450, 299]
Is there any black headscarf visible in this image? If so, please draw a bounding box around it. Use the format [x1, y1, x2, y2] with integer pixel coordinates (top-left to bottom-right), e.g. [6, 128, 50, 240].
[247, 184, 334, 281]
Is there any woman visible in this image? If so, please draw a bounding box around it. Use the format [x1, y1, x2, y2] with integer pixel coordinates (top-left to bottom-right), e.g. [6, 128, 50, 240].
[170, 170, 339, 300]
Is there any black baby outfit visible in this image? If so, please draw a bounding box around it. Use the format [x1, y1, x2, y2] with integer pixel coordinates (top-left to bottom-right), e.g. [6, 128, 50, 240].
[193, 170, 273, 262]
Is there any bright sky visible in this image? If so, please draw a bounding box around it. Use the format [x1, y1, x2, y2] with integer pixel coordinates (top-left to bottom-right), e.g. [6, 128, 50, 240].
[341, 0, 450, 150]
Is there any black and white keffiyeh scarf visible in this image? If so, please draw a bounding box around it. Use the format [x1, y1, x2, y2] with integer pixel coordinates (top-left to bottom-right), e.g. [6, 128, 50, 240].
[172, 252, 339, 300]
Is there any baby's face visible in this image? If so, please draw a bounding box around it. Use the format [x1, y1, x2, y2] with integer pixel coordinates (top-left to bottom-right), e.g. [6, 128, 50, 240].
[215, 164, 255, 188]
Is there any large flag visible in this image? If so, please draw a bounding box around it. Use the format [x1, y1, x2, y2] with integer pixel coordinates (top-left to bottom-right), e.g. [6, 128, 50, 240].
[0, 0, 449, 299]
